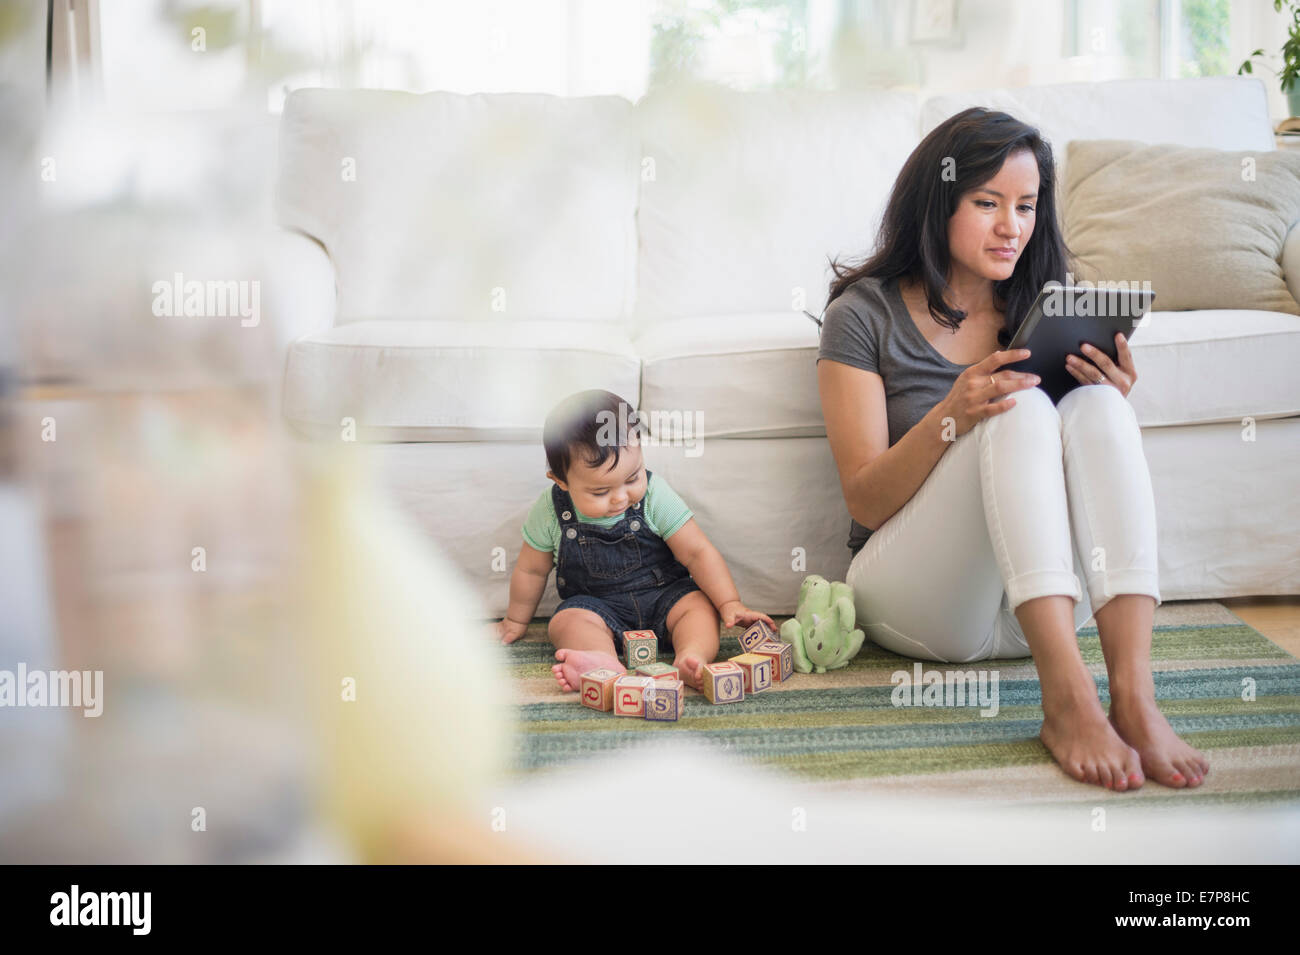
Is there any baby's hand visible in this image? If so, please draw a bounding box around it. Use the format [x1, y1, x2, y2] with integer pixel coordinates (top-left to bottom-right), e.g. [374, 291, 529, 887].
[496, 618, 529, 644]
[718, 600, 777, 632]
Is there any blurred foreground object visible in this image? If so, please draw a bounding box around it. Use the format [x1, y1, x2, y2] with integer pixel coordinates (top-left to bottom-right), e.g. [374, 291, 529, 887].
[297, 443, 543, 862]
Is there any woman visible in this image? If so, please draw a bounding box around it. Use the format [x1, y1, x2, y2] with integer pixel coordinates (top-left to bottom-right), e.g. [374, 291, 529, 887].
[817, 107, 1209, 791]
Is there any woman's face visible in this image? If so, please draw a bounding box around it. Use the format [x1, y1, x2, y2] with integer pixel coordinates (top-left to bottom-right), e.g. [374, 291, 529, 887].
[947, 148, 1040, 288]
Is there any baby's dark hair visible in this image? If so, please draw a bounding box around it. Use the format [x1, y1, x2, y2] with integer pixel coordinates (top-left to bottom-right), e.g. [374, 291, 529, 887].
[543, 389, 646, 482]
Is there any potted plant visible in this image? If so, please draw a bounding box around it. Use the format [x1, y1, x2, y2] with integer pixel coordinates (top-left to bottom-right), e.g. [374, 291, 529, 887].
[1239, 0, 1300, 117]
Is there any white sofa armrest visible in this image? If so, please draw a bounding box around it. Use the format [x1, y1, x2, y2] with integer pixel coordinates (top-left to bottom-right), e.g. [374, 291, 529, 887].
[258, 228, 337, 357]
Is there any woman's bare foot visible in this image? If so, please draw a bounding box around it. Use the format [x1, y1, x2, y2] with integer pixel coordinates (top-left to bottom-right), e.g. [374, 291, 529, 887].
[552, 648, 624, 693]
[673, 653, 707, 691]
[1108, 695, 1209, 788]
[1039, 695, 1145, 790]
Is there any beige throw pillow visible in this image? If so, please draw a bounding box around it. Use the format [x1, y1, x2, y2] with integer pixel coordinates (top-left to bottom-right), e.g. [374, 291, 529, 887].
[1064, 140, 1300, 316]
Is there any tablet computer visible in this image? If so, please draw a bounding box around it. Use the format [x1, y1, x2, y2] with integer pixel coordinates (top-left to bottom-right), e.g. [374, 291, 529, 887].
[1005, 284, 1155, 404]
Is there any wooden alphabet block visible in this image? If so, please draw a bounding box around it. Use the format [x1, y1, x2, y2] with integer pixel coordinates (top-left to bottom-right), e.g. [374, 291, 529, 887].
[753, 640, 795, 682]
[622, 630, 658, 669]
[613, 675, 655, 717]
[729, 653, 773, 693]
[580, 668, 621, 711]
[636, 661, 680, 681]
[701, 662, 745, 704]
[644, 679, 685, 722]
[739, 620, 778, 653]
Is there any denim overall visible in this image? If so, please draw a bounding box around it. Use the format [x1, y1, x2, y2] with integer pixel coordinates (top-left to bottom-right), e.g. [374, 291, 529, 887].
[552, 469, 701, 655]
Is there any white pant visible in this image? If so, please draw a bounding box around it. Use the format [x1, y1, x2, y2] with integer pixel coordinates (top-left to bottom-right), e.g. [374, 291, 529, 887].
[844, 384, 1161, 663]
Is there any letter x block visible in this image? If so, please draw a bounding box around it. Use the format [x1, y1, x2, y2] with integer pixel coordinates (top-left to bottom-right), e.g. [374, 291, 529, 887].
[613, 675, 656, 717]
[729, 653, 773, 693]
[752, 641, 794, 683]
[622, 630, 658, 669]
[739, 620, 778, 653]
[644, 679, 685, 722]
[701, 662, 745, 704]
[580, 668, 621, 712]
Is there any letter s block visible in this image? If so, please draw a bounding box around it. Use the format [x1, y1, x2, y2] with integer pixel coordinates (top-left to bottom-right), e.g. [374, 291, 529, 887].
[644, 679, 684, 722]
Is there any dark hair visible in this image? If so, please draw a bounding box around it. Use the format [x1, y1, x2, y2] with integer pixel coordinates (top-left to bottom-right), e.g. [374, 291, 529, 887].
[543, 389, 646, 482]
[825, 106, 1072, 346]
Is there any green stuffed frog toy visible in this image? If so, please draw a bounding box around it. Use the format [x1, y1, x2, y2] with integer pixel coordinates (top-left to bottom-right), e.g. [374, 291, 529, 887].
[779, 574, 866, 674]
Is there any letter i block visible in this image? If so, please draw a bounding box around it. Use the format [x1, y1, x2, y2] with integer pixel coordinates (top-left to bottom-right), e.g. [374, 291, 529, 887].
[636, 661, 680, 681]
[644, 679, 685, 722]
[613, 675, 656, 717]
[580, 668, 621, 712]
[753, 641, 794, 683]
[701, 662, 745, 704]
[739, 620, 778, 653]
[729, 653, 772, 693]
[622, 630, 658, 669]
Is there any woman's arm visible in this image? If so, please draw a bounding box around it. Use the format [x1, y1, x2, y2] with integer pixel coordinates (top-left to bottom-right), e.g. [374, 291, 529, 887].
[818, 359, 953, 532]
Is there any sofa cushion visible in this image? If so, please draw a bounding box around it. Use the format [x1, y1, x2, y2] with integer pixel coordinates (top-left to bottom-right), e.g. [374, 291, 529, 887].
[634, 85, 919, 325]
[276, 89, 638, 324]
[635, 313, 822, 439]
[1063, 140, 1300, 316]
[1126, 309, 1300, 427]
[282, 320, 640, 440]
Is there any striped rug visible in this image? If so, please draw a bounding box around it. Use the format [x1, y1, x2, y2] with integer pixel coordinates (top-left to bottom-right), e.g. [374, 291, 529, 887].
[505, 600, 1300, 808]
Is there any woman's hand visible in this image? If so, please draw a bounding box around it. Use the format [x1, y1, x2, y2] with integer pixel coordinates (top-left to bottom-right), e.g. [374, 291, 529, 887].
[936, 348, 1041, 439]
[1065, 333, 1136, 398]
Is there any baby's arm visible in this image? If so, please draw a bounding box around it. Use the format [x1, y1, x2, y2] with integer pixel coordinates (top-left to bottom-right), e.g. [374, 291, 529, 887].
[497, 541, 555, 644]
[666, 519, 777, 631]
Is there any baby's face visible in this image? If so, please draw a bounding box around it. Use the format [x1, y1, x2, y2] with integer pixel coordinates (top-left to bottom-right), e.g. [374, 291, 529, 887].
[550, 443, 647, 519]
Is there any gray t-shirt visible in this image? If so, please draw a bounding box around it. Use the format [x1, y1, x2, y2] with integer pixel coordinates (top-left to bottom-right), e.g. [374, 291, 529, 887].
[816, 274, 967, 554]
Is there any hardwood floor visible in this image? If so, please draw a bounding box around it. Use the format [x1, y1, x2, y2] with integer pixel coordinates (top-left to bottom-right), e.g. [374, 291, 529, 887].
[1221, 596, 1300, 658]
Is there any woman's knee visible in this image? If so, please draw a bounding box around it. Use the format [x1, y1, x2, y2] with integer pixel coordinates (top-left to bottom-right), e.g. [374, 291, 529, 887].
[977, 383, 1059, 437]
[1059, 385, 1138, 446]
[1059, 382, 1134, 423]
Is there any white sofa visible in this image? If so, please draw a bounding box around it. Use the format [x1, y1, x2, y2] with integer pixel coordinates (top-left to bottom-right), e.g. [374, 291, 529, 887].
[274, 76, 1300, 617]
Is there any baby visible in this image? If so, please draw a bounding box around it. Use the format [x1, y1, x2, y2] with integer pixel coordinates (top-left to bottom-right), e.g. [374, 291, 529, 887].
[496, 389, 775, 691]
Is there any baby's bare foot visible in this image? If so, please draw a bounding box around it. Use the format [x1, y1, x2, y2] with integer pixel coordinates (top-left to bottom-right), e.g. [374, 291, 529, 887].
[1039, 696, 1144, 791]
[1109, 696, 1210, 789]
[552, 648, 624, 693]
[673, 653, 707, 691]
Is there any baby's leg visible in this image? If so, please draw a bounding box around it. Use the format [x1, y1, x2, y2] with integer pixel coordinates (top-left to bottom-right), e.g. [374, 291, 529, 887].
[548, 607, 623, 693]
[665, 591, 720, 690]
